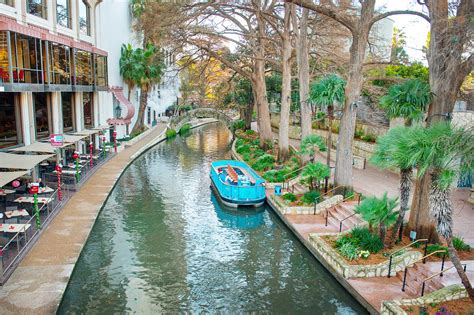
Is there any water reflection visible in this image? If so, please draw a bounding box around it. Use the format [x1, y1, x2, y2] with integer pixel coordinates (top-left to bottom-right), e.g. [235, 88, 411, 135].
[212, 193, 265, 230]
[58, 123, 366, 314]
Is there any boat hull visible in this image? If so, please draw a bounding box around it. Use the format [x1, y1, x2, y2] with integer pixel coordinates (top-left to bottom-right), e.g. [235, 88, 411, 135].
[210, 180, 265, 208]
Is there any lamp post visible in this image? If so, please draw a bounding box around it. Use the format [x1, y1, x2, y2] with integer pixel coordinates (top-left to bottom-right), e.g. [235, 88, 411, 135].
[55, 163, 62, 201]
[113, 129, 117, 153]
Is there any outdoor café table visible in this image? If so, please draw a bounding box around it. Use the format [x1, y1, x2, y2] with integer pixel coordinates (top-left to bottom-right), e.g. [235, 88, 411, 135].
[0, 189, 15, 197]
[14, 196, 53, 204]
[53, 169, 80, 175]
[0, 223, 31, 233]
[4, 209, 30, 223]
[37, 186, 54, 194]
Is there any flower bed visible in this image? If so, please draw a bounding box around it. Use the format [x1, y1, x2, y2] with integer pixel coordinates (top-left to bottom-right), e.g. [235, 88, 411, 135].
[308, 233, 422, 278]
[269, 194, 343, 215]
[401, 298, 474, 315]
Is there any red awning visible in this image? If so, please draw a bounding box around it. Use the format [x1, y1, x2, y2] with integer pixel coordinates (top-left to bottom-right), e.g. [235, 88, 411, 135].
[0, 16, 107, 56]
[107, 87, 135, 126]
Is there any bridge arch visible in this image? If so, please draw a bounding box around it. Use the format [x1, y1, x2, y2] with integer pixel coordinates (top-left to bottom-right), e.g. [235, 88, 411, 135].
[169, 108, 236, 131]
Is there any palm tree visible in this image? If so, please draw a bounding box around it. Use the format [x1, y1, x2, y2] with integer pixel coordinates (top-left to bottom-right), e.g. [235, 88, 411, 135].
[309, 74, 345, 166]
[370, 126, 422, 246]
[301, 162, 330, 191]
[355, 193, 399, 245]
[379, 79, 431, 126]
[119, 43, 138, 101]
[299, 134, 326, 163]
[409, 122, 474, 300]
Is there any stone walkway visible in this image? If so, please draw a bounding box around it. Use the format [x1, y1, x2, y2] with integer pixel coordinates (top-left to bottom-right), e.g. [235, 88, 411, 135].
[0, 123, 168, 314]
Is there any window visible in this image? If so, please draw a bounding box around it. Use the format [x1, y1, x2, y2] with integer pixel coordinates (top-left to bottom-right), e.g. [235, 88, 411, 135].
[27, 0, 47, 19]
[57, 0, 71, 28]
[83, 92, 93, 128]
[113, 97, 120, 118]
[79, 1, 90, 36]
[0, 93, 20, 149]
[62, 92, 74, 132]
[34, 93, 49, 139]
[47, 42, 71, 85]
[0, 31, 9, 83]
[10, 33, 43, 84]
[74, 50, 92, 85]
[0, 1, 14, 7]
[95, 55, 107, 86]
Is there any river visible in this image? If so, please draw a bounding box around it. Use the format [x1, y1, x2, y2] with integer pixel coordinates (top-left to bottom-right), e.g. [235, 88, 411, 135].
[58, 122, 366, 314]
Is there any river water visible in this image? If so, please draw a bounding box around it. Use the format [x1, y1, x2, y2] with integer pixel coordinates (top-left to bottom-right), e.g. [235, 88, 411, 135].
[58, 123, 366, 314]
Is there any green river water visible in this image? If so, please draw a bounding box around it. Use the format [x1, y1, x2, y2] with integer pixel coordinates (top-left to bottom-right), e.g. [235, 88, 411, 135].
[58, 123, 366, 314]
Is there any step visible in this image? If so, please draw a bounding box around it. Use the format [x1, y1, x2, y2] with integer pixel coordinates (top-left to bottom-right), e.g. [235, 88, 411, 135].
[327, 215, 357, 232]
[332, 206, 363, 227]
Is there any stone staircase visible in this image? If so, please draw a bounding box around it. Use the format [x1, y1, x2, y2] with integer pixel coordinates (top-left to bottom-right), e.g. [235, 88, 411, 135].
[326, 201, 365, 232]
[396, 263, 444, 297]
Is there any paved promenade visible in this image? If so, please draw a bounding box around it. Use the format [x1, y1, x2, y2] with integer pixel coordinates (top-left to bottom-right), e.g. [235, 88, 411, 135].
[0, 123, 168, 314]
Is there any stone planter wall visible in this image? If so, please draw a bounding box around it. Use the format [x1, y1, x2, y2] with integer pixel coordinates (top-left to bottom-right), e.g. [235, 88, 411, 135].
[308, 233, 423, 279]
[381, 285, 468, 315]
[268, 193, 343, 215]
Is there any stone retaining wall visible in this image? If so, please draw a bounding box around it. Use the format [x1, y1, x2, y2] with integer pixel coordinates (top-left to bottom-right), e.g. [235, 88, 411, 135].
[381, 285, 468, 315]
[268, 194, 343, 215]
[308, 233, 422, 279]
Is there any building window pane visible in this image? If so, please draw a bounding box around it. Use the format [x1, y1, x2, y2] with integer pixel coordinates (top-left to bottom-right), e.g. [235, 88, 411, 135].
[79, 1, 90, 36]
[57, 0, 71, 28]
[83, 92, 93, 128]
[34, 93, 49, 139]
[62, 92, 74, 132]
[0, 31, 10, 83]
[47, 42, 71, 85]
[95, 55, 107, 87]
[0, 93, 19, 149]
[0, 0, 14, 7]
[10, 33, 42, 84]
[74, 50, 92, 85]
[27, 0, 47, 19]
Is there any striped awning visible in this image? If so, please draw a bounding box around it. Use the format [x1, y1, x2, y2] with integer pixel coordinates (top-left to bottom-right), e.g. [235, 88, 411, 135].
[0, 171, 28, 187]
[0, 153, 55, 170]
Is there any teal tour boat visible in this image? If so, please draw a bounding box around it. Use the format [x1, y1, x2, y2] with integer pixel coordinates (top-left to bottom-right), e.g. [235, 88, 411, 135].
[210, 160, 266, 208]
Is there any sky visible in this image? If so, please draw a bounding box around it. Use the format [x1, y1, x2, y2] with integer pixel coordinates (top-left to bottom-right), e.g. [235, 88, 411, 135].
[376, 0, 430, 63]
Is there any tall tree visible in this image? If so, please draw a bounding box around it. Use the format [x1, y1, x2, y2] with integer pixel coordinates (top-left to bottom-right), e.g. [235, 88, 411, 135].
[409, 0, 473, 240]
[287, 0, 430, 189]
[309, 74, 346, 167]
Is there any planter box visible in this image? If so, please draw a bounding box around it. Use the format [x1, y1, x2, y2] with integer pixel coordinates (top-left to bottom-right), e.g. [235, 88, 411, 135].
[381, 285, 468, 315]
[308, 233, 422, 279]
[268, 194, 343, 215]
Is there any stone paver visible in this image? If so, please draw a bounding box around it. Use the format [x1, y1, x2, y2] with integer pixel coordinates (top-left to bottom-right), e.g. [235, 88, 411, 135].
[0, 123, 168, 314]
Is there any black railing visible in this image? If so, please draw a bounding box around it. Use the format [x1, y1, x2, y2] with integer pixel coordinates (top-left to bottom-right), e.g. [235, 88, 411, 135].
[421, 263, 467, 296]
[388, 239, 428, 278]
[401, 250, 445, 292]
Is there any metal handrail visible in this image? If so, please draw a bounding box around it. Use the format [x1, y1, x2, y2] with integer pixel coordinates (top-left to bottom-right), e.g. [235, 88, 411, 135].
[319, 185, 343, 199]
[401, 250, 446, 292]
[282, 166, 305, 190]
[420, 263, 467, 296]
[387, 239, 429, 278]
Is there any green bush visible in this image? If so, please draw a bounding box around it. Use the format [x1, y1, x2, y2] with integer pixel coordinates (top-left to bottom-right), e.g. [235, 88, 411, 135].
[231, 119, 246, 132]
[251, 138, 260, 146]
[339, 243, 359, 261]
[282, 193, 297, 202]
[252, 154, 275, 171]
[235, 138, 246, 147]
[427, 244, 448, 257]
[242, 153, 252, 162]
[361, 134, 377, 143]
[165, 128, 177, 138]
[245, 129, 256, 136]
[263, 168, 290, 183]
[236, 144, 252, 155]
[301, 190, 321, 205]
[335, 227, 383, 254]
[252, 148, 266, 159]
[178, 123, 191, 135]
[453, 236, 471, 251]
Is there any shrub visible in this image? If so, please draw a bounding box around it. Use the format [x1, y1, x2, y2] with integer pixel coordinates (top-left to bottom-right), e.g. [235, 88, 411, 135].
[282, 193, 297, 202]
[361, 134, 377, 143]
[165, 128, 177, 138]
[339, 243, 359, 261]
[242, 153, 252, 162]
[355, 128, 364, 139]
[427, 244, 448, 257]
[335, 234, 355, 249]
[336, 227, 383, 254]
[453, 236, 471, 251]
[251, 138, 260, 146]
[245, 129, 256, 136]
[231, 119, 246, 132]
[252, 154, 275, 171]
[252, 148, 266, 159]
[263, 168, 290, 183]
[178, 123, 191, 135]
[301, 190, 321, 205]
[236, 144, 251, 155]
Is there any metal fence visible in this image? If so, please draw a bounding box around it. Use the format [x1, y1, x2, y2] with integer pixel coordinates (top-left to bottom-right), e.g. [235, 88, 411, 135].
[0, 149, 115, 284]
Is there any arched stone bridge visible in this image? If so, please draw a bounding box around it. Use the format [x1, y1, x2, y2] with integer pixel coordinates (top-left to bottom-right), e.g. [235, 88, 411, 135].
[169, 108, 236, 131]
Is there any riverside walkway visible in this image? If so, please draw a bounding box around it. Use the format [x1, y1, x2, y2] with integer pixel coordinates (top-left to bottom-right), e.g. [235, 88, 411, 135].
[0, 123, 168, 314]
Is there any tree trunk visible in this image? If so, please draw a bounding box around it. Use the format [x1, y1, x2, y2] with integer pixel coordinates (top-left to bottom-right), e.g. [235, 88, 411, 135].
[244, 100, 253, 130]
[447, 237, 474, 301]
[278, 3, 293, 162]
[326, 106, 334, 167]
[296, 9, 311, 164]
[334, 0, 375, 189]
[389, 168, 412, 247]
[131, 87, 148, 135]
[379, 223, 387, 245]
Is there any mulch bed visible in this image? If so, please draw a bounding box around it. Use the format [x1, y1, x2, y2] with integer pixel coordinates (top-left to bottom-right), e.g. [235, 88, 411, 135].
[401, 297, 474, 315]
